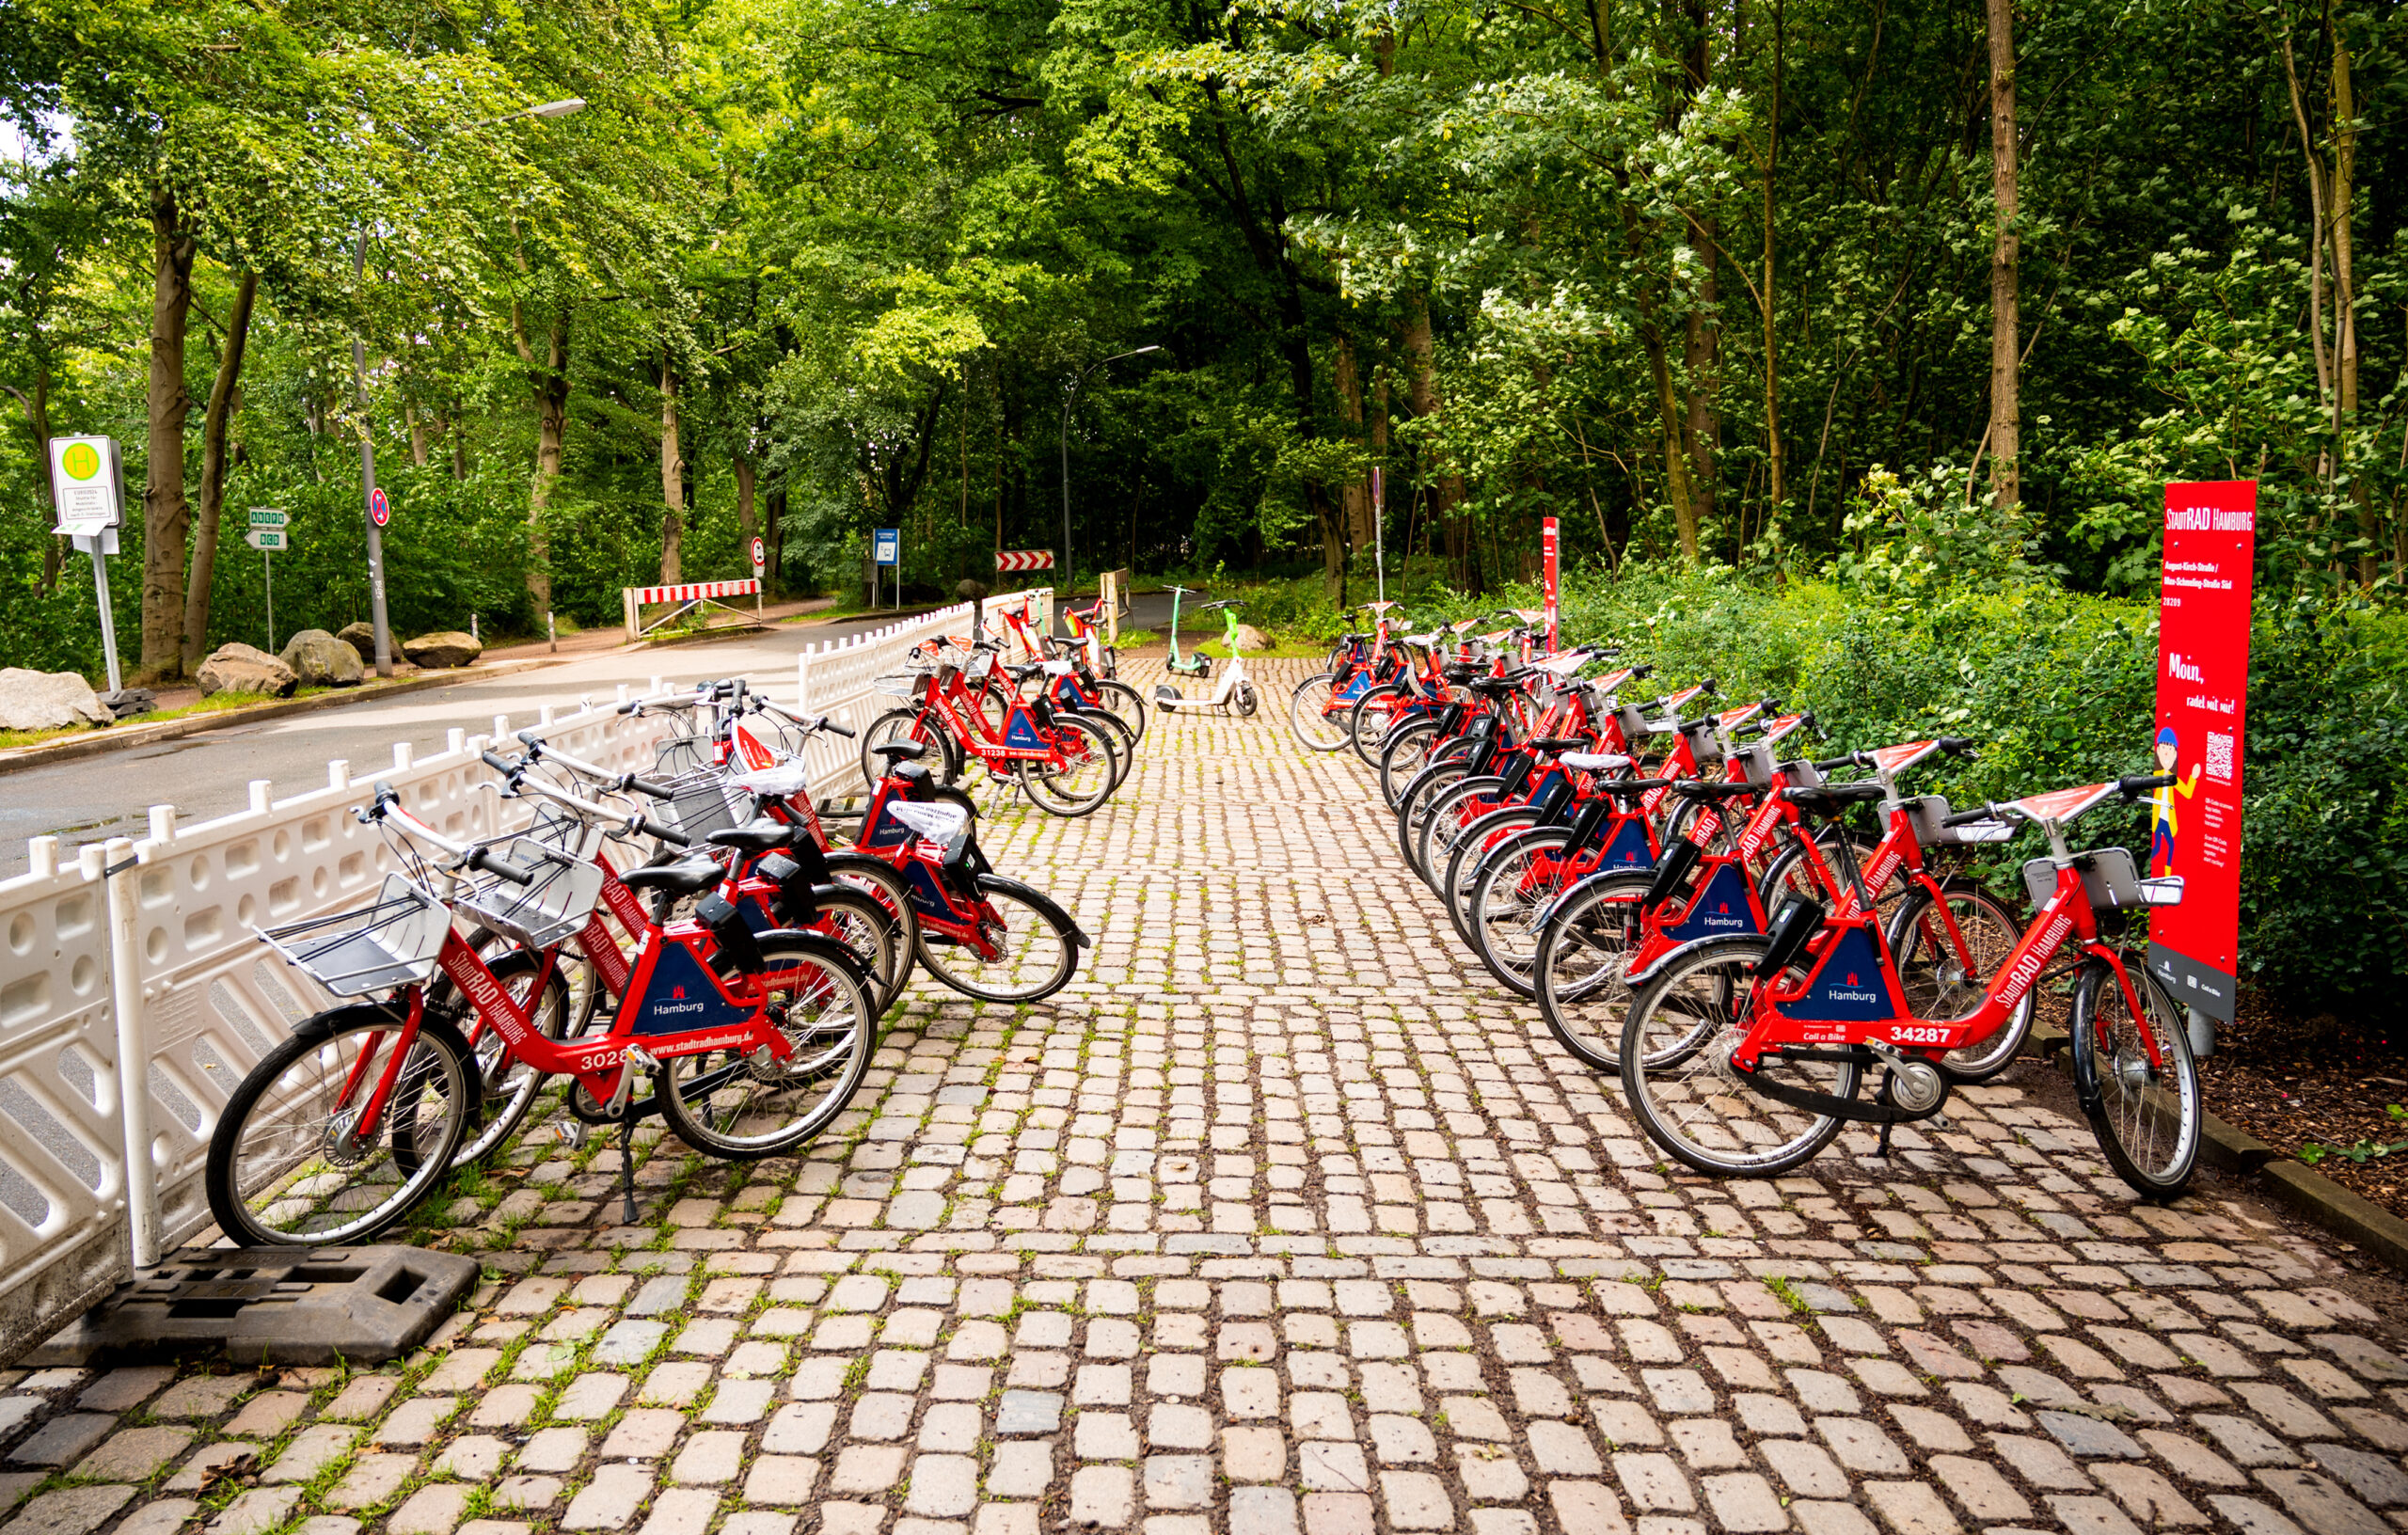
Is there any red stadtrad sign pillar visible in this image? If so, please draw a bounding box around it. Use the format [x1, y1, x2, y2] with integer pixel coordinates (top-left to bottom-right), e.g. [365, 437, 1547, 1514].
[2147, 481, 2255, 1034]
[1541, 517, 1560, 654]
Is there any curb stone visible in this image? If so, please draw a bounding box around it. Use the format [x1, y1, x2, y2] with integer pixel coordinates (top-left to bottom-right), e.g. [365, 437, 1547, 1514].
[2033, 1021, 2393, 1267]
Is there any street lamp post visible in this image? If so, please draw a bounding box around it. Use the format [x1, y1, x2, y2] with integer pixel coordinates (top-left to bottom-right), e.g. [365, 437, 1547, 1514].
[1060, 345, 1160, 607]
[354, 97, 584, 676]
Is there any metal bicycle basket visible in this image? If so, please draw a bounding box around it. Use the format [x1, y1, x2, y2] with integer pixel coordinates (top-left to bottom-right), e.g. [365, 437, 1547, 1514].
[654, 767, 751, 846]
[256, 875, 452, 997]
[455, 838, 607, 951]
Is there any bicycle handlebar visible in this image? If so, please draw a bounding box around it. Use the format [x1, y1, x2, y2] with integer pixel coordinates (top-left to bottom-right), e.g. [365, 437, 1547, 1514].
[622, 774, 677, 801]
[637, 816, 690, 847]
[465, 846, 538, 886]
[2120, 773, 2178, 797]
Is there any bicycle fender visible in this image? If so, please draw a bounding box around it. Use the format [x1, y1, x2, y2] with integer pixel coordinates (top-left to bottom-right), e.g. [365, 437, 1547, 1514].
[743, 928, 878, 992]
[2066, 951, 2145, 1117]
[978, 875, 1091, 949]
[1624, 929, 1762, 990]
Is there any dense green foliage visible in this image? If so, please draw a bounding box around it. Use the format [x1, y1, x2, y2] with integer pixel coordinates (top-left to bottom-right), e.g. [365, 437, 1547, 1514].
[4, 0, 2404, 673]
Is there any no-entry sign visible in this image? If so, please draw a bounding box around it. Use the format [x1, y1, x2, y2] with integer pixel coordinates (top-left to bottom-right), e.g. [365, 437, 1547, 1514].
[2147, 481, 2255, 1022]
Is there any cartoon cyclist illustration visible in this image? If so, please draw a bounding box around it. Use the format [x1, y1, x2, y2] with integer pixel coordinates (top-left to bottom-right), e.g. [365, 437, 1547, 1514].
[2148, 725, 2201, 877]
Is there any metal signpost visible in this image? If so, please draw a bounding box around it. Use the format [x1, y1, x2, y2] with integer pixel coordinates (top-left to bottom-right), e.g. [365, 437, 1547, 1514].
[48, 435, 126, 697]
[873, 527, 900, 609]
[246, 509, 289, 653]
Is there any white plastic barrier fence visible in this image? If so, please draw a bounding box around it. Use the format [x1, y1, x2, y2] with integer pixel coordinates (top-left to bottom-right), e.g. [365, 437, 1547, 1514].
[790, 587, 1053, 800]
[0, 683, 681, 1361]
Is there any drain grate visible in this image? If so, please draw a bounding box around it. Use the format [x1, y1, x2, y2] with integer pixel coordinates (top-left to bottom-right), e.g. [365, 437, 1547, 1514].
[24, 1244, 479, 1367]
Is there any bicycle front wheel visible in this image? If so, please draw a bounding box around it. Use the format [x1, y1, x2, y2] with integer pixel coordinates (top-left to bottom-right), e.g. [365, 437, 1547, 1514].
[1884, 878, 2031, 1081]
[862, 707, 961, 788]
[1017, 716, 1119, 815]
[1347, 684, 1404, 766]
[1532, 870, 1653, 1069]
[1088, 679, 1149, 744]
[657, 934, 878, 1159]
[1377, 720, 1444, 807]
[205, 1006, 476, 1246]
[1289, 674, 1351, 752]
[1620, 935, 1858, 1178]
[2071, 958, 2200, 1199]
[918, 875, 1081, 1002]
[805, 887, 910, 1017]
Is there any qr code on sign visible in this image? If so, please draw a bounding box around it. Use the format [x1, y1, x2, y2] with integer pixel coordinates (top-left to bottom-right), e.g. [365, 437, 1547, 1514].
[2206, 730, 2235, 783]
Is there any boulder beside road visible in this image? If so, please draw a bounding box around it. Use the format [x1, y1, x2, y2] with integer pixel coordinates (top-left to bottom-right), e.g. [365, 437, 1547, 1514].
[196, 642, 299, 698]
[279, 629, 365, 687]
[337, 621, 377, 661]
[0, 669, 111, 732]
[402, 631, 483, 669]
[1231, 624, 1272, 653]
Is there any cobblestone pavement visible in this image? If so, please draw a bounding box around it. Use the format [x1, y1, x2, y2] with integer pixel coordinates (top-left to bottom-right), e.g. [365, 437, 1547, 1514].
[8, 657, 2408, 1535]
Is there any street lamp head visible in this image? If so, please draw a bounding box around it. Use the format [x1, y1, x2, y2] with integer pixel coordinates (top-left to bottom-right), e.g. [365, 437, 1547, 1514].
[529, 98, 587, 119]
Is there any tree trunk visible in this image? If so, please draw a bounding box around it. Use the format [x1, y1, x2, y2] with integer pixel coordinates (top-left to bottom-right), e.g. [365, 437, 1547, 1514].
[736, 451, 757, 553]
[407, 403, 430, 468]
[142, 188, 198, 677]
[182, 268, 257, 670]
[15, 369, 62, 594]
[1336, 335, 1374, 549]
[513, 305, 570, 612]
[1986, 0, 2020, 513]
[658, 354, 684, 583]
[765, 476, 787, 598]
[1762, 0, 1787, 534]
[1402, 292, 1480, 589]
[1682, 230, 1720, 535]
[1640, 309, 1701, 559]
[2329, 26, 2371, 584]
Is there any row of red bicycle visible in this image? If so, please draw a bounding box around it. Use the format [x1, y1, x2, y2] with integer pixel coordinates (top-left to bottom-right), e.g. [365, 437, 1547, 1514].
[1292, 603, 2202, 1199]
[207, 667, 1088, 1247]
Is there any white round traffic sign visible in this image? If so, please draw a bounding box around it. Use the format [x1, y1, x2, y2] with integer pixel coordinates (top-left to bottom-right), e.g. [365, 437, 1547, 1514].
[751, 535, 767, 570]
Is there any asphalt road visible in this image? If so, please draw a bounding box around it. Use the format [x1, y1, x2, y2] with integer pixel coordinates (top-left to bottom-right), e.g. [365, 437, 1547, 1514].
[0, 609, 931, 881]
[0, 586, 1229, 881]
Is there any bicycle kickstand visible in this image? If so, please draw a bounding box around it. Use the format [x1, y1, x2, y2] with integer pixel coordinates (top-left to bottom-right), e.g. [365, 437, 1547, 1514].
[618, 1116, 639, 1226]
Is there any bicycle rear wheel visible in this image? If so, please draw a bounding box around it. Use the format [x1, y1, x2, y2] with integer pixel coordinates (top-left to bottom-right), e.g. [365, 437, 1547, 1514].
[862, 707, 961, 787]
[1619, 935, 1857, 1178]
[1444, 806, 1543, 944]
[2070, 958, 2199, 1198]
[1017, 716, 1119, 815]
[1289, 674, 1351, 752]
[1531, 870, 1653, 1069]
[205, 1006, 476, 1246]
[1088, 679, 1149, 744]
[918, 875, 1081, 1002]
[657, 933, 877, 1158]
[804, 887, 910, 1016]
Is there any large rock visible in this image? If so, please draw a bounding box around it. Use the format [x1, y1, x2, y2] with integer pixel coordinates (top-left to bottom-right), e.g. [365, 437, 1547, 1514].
[196, 642, 298, 699]
[954, 578, 990, 603]
[278, 629, 364, 688]
[0, 669, 110, 732]
[1231, 624, 1272, 653]
[402, 631, 482, 669]
[336, 621, 378, 661]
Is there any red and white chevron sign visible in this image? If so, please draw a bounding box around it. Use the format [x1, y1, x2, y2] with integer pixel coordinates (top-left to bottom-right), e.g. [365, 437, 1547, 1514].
[995, 549, 1054, 573]
[629, 578, 759, 605]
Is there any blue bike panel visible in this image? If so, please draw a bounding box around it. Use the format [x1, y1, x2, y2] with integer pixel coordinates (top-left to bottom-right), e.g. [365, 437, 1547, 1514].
[860, 799, 911, 850]
[1004, 712, 1046, 751]
[1598, 818, 1656, 871]
[1781, 925, 1895, 1022]
[1663, 862, 1759, 941]
[905, 859, 957, 921]
[628, 941, 753, 1036]
[1336, 672, 1373, 702]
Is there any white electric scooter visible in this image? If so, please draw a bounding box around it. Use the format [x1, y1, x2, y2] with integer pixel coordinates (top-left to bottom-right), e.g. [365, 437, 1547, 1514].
[1153, 597, 1259, 717]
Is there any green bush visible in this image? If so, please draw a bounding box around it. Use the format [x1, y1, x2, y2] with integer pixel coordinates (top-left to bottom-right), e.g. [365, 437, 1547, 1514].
[1230, 559, 2408, 1020]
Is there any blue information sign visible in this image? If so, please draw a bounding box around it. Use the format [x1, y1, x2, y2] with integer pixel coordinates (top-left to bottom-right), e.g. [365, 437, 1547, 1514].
[873, 528, 900, 566]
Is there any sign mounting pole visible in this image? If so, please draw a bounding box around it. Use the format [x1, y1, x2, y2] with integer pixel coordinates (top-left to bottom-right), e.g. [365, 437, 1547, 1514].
[1372, 466, 1386, 605]
[50, 435, 126, 697]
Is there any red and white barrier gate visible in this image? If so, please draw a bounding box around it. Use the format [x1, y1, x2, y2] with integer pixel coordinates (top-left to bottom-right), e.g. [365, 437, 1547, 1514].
[621, 578, 763, 641]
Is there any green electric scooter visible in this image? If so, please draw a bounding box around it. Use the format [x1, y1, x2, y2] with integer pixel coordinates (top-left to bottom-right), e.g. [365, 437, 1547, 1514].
[1164, 585, 1213, 680]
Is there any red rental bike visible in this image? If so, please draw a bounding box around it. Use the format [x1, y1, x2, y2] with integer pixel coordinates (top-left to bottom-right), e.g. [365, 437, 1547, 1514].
[1616, 769, 2200, 1197]
[209, 783, 879, 1245]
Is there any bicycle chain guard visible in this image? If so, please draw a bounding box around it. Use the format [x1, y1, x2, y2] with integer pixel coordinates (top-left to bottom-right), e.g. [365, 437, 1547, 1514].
[1736, 1044, 1955, 1126]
